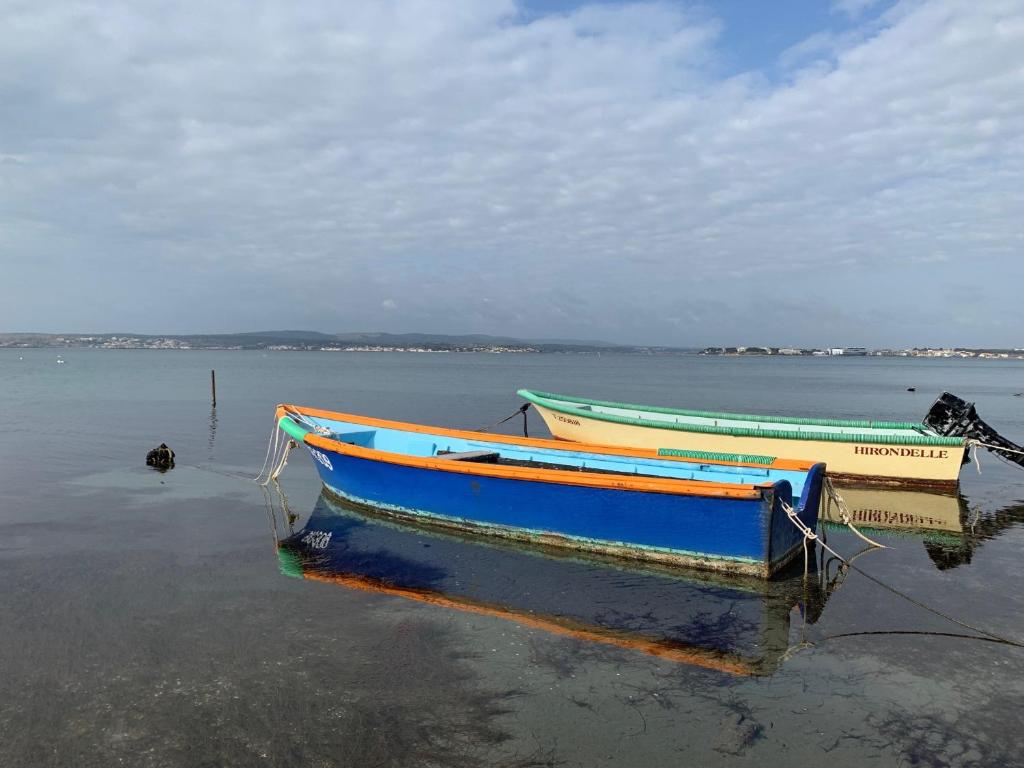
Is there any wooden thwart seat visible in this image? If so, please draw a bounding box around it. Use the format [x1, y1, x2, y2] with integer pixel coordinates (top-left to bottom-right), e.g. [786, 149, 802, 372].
[436, 450, 501, 463]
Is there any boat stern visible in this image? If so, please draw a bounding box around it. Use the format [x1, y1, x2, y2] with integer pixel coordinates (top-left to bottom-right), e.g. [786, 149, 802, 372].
[765, 462, 825, 576]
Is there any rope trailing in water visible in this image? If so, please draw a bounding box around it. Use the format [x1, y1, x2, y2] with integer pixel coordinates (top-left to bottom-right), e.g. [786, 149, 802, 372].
[781, 500, 1024, 648]
[254, 419, 282, 483]
[475, 403, 531, 437]
[970, 442, 982, 474]
[822, 476, 887, 549]
[263, 438, 296, 485]
[818, 630, 1021, 647]
[255, 416, 298, 486]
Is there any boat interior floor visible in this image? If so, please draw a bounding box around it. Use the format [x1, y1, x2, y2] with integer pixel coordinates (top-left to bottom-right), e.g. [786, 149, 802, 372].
[437, 449, 689, 480]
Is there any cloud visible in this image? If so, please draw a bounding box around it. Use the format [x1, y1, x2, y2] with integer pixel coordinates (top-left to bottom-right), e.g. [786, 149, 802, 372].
[0, 0, 1022, 346]
[833, 0, 885, 19]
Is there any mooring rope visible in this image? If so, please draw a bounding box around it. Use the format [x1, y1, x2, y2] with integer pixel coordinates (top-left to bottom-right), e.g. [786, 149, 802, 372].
[474, 403, 531, 436]
[965, 438, 1024, 475]
[822, 477, 887, 549]
[253, 419, 281, 483]
[261, 438, 296, 486]
[254, 414, 299, 486]
[183, 464, 255, 481]
[967, 439, 1024, 457]
[782, 500, 1024, 648]
[818, 630, 1020, 647]
[259, 439, 278, 484]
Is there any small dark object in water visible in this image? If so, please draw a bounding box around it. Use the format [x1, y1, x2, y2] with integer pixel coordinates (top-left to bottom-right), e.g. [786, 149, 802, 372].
[146, 443, 175, 470]
[907, 387, 916, 392]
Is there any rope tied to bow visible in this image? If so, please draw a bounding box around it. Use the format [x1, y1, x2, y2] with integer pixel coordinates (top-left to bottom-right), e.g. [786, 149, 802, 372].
[255, 416, 298, 486]
[475, 403, 531, 437]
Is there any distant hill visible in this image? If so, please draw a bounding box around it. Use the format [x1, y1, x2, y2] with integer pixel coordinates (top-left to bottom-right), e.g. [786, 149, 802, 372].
[0, 330, 677, 353]
[329, 331, 622, 348]
[235, 330, 338, 341]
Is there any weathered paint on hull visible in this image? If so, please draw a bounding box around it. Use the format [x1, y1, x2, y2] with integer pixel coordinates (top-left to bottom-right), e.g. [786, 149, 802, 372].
[304, 442, 822, 579]
[532, 403, 964, 490]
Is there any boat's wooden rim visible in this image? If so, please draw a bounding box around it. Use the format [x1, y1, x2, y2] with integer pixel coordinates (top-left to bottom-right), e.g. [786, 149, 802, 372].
[275, 404, 789, 499]
[277, 403, 812, 470]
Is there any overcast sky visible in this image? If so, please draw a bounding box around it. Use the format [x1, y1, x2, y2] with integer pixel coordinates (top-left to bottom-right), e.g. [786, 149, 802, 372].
[2, 0, 1022, 346]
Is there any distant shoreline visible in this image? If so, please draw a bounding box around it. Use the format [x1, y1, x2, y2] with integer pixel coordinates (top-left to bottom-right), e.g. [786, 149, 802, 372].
[0, 332, 675, 355]
[1, 333, 1021, 359]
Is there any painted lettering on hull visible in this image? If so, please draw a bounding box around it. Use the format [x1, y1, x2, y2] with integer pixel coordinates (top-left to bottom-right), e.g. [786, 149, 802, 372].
[552, 413, 581, 427]
[853, 446, 950, 459]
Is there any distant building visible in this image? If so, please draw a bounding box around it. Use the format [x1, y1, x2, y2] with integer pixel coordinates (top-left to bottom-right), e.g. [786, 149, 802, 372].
[825, 347, 866, 356]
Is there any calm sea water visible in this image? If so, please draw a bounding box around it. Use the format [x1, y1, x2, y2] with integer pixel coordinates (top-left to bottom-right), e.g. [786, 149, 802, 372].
[1, 349, 1023, 766]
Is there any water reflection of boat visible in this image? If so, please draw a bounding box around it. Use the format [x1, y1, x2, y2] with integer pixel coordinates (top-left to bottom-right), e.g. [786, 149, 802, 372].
[822, 486, 967, 535]
[823, 486, 1024, 570]
[269, 491, 835, 676]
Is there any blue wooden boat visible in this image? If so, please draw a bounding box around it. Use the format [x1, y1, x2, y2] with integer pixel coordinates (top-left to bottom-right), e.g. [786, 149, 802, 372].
[270, 491, 834, 675]
[274, 404, 826, 578]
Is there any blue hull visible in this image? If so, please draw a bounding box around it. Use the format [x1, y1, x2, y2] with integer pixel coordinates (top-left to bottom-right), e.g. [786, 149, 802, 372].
[302, 442, 822, 578]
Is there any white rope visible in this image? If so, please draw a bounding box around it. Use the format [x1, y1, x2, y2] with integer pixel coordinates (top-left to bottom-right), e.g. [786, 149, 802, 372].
[258, 426, 291, 486]
[967, 438, 1024, 457]
[289, 410, 319, 430]
[256, 408, 312, 485]
[822, 477, 887, 549]
[263, 439, 296, 485]
[256, 423, 285, 484]
[253, 419, 282, 483]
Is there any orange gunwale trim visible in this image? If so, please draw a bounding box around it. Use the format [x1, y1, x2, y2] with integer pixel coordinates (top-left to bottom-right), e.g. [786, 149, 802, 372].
[274, 404, 798, 500]
[298, 567, 758, 675]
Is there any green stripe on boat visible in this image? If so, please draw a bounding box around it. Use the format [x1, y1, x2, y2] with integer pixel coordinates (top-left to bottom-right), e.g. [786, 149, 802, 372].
[520, 389, 919, 429]
[278, 414, 311, 442]
[518, 389, 966, 446]
[657, 448, 776, 464]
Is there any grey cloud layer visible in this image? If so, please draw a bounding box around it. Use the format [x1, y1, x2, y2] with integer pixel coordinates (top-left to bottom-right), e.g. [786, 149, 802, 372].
[1, 0, 1022, 344]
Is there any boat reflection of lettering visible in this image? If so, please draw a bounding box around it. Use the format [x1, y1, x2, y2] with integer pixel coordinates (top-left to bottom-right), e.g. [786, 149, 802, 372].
[273, 492, 834, 677]
[822, 486, 967, 535]
[821, 486, 1024, 571]
[518, 390, 1024, 490]
[272, 404, 825, 579]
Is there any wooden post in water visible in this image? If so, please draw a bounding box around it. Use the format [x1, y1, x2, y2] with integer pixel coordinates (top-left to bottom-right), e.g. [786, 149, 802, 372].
[211, 369, 217, 407]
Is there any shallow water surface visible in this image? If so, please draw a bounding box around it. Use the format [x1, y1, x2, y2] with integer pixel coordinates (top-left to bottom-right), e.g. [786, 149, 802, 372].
[1, 349, 1023, 766]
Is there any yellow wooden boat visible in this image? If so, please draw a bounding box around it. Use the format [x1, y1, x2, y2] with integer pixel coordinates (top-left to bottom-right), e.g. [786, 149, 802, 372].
[518, 389, 968, 490]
